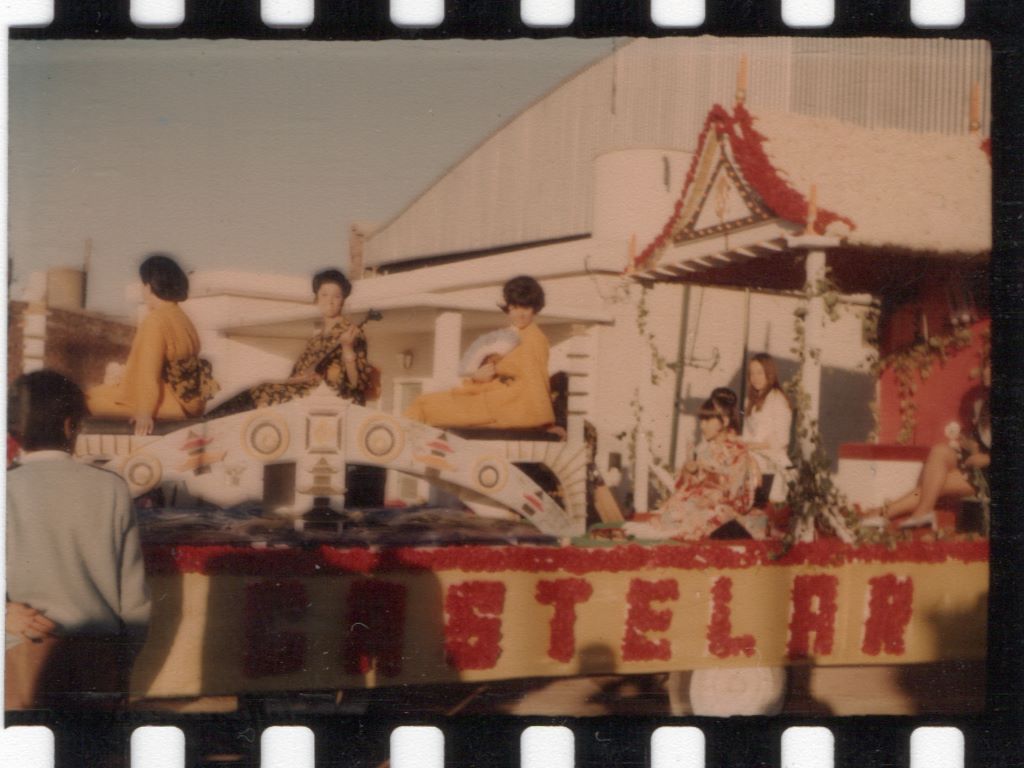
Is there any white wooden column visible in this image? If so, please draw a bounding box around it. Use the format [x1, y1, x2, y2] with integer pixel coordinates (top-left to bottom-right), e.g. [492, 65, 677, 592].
[431, 311, 463, 391]
[800, 249, 827, 458]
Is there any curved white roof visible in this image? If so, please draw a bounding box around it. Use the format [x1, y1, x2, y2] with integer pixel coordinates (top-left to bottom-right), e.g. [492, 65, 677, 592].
[364, 37, 990, 268]
[754, 110, 990, 254]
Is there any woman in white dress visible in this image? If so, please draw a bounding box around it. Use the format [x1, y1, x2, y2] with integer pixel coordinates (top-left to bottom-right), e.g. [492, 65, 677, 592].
[742, 353, 793, 505]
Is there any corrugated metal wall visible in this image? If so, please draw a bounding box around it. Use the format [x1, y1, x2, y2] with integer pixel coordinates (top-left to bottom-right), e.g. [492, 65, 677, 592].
[365, 37, 990, 267]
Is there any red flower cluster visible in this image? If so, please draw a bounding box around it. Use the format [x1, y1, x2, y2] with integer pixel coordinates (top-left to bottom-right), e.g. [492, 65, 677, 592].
[707, 576, 756, 658]
[787, 574, 839, 659]
[444, 581, 506, 671]
[144, 538, 988, 577]
[632, 106, 721, 270]
[535, 578, 594, 663]
[861, 574, 914, 656]
[622, 578, 679, 661]
[631, 103, 857, 273]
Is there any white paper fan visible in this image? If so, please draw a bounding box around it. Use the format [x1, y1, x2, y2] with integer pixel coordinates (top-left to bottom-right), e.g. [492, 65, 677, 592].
[458, 328, 520, 376]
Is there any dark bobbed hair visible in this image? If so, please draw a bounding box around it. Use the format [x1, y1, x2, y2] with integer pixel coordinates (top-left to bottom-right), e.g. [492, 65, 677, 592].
[746, 352, 790, 413]
[501, 275, 545, 313]
[139, 253, 189, 302]
[9, 370, 87, 452]
[698, 387, 741, 432]
[312, 269, 352, 299]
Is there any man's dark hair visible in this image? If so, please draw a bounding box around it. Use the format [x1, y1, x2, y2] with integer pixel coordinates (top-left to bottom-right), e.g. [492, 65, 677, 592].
[9, 370, 87, 452]
[312, 269, 352, 299]
[139, 253, 189, 302]
[501, 275, 545, 313]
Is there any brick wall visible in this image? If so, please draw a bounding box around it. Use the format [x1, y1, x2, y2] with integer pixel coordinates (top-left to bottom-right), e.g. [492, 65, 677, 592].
[43, 308, 134, 390]
[7, 301, 27, 384]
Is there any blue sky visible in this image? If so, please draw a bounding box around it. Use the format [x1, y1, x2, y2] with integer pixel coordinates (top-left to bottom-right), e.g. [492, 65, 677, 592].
[9, 38, 611, 315]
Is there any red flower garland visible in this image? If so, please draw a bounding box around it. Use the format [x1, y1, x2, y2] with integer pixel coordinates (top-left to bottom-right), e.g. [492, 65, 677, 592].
[707, 576, 756, 659]
[631, 105, 727, 271]
[729, 103, 855, 238]
[342, 579, 408, 677]
[787, 574, 839, 659]
[143, 538, 988, 577]
[444, 581, 506, 671]
[622, 578, 679, 661]
[535, 578, 594, 663]
[243, 579, 308, 678]
[861, 574, 914, 656]
[632, 103, 856, 273]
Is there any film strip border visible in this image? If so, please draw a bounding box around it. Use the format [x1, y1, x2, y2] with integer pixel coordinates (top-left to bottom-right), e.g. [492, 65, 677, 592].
[4, 0, 1016, 38]
[5, 4, 1024, 768]
[0, 716, 979, 767]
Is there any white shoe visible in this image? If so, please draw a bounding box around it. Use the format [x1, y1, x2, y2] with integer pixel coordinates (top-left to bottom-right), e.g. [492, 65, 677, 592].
[859, 515, 887, 529]
[898, 511, 936, 530]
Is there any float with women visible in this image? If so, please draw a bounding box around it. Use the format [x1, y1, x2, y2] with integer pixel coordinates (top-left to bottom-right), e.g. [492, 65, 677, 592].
[54, 61, 991, 716]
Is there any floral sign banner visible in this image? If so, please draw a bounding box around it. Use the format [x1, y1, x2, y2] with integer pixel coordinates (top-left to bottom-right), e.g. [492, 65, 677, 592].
[133, 540, 987, 697]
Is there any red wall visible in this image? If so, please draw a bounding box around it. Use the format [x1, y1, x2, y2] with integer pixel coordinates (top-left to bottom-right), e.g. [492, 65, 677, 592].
[877, 318, 988, 446]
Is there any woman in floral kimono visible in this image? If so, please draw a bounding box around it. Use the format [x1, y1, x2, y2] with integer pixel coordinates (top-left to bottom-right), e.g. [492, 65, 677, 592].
[625, 388, 761, 541]
[87, 254, 219, 435]
[208, 269, 371, 418]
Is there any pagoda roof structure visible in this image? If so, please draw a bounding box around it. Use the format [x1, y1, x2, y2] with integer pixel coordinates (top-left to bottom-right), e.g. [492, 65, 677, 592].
[629, 103, 991, 294]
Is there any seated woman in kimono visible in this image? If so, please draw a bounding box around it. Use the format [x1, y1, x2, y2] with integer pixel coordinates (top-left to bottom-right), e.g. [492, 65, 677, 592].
[86, 254, 219, 436]
[624, 388, 762, 541]
[404, 275, 554, 430]
[207, 268, 372, 418]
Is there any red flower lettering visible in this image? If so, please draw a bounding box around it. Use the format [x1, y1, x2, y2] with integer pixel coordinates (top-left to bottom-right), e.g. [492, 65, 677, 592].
[622, 578, 679, 661]
[244, 580, 308, 677]
[342, 579, 408, 677]
[787, 574, 839, 659]
[444, 581, 506, 671]
[535, 578, 594, 663]
[707, 576, 756, 658]
[862, 574, 914, 656]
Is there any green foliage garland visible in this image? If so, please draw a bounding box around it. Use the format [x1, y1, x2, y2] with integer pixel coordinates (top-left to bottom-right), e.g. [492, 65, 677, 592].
[877, 326, 973, 445]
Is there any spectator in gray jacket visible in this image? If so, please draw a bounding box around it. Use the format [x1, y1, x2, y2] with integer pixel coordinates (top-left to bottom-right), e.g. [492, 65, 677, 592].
[6, 370, 150, 708]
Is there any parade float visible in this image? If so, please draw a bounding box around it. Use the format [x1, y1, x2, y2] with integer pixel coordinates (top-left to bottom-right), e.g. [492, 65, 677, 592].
[22, 42, 987, 715]
[64, 90, 990, 715]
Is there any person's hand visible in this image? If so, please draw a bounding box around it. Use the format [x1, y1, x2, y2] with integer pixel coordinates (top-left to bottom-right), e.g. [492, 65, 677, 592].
[959, 435, 980, 455]
[472, 363, 497, 383]
[133, 413, 154, 436]
[339, 325, 360, 349]
[963, 452, 990, 469]
[6, 602, 57, 642]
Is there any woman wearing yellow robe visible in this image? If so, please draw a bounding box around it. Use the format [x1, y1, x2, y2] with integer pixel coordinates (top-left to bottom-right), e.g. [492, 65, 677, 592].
[405, 276, 555, 429]
[87, 254, 218, 435]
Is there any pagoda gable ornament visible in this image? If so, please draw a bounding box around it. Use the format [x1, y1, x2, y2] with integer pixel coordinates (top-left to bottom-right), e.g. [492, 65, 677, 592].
[679, 150, 775, 243]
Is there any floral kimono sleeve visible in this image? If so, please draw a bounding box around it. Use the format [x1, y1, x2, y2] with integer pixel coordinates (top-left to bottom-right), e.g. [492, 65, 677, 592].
[716, 438, 759, 514]
[321, 330, 372, 405]
[290, 336, 321, 377]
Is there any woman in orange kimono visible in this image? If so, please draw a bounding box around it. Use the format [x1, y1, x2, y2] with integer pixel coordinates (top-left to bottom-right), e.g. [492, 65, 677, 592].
[405, 276, 555, 429]
[86, 254, 218, 435]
